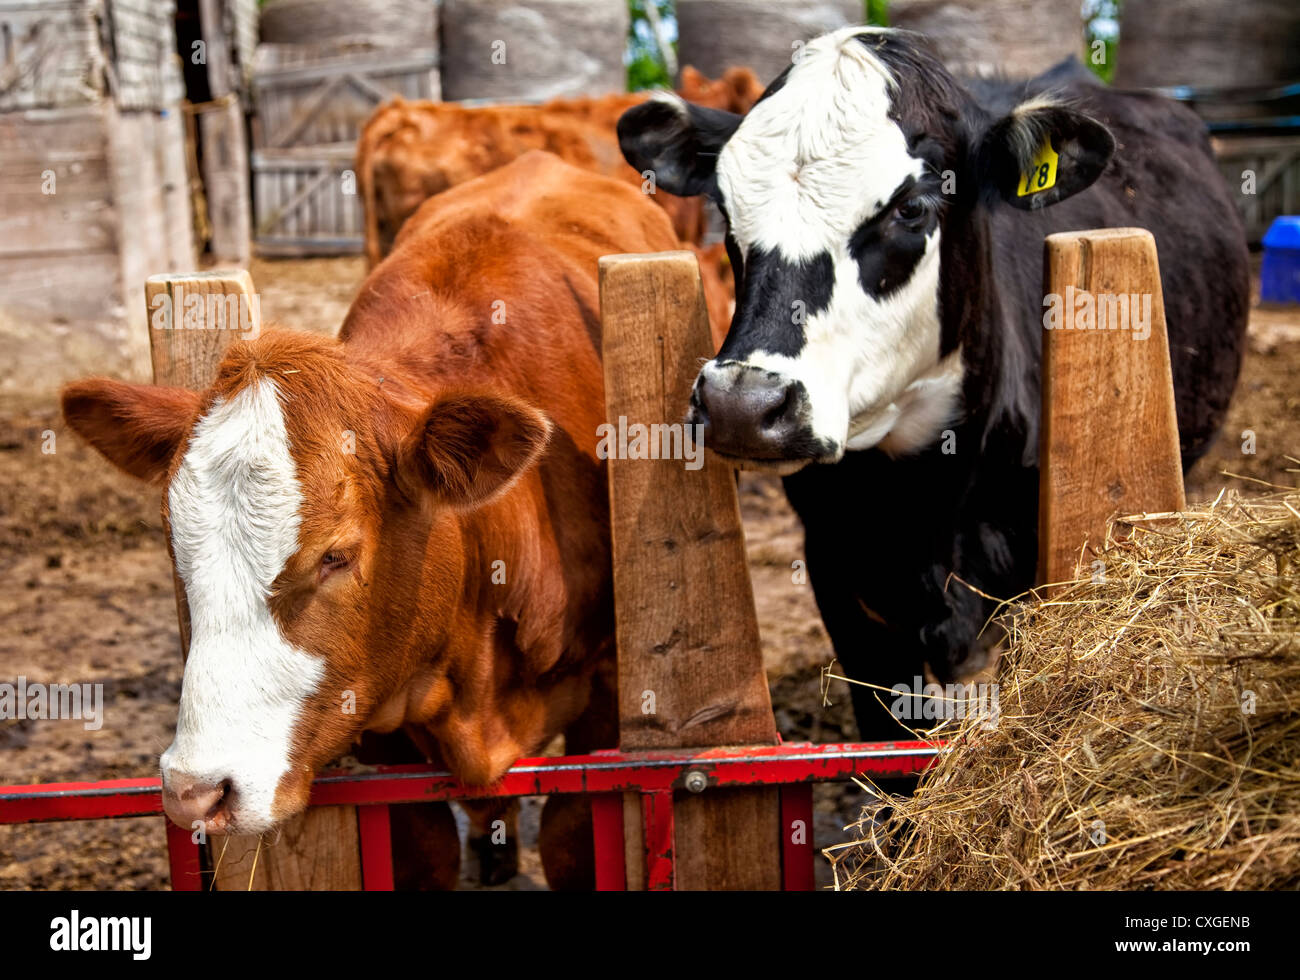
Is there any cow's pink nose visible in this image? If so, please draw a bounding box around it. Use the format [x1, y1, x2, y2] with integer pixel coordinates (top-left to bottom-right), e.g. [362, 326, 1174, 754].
[162, 773, 231, 832]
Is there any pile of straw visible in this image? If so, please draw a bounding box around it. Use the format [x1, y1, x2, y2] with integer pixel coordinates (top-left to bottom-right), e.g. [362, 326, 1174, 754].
[829, 488, 1300, 890]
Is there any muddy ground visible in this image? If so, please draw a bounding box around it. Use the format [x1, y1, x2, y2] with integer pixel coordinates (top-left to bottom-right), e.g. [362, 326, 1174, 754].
[0, 255, 1295, 890]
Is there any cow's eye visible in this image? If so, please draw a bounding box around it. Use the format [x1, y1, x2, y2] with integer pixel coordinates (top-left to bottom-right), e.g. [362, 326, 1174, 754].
[894, 199, 930, 225]
[319, 551, 351, 582]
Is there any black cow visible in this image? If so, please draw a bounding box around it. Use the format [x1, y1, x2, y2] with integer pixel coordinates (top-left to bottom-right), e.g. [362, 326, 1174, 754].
[618, 28, 1249, 741]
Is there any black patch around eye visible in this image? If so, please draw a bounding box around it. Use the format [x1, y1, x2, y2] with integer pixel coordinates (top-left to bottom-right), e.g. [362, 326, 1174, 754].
[719, 247, 834, 360]
[850, 218, 930, 300]
[849, 179, 936, 300]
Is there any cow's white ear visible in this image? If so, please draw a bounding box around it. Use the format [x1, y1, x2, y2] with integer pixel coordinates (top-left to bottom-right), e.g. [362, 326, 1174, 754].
[397, 390, 551, 511]
[618, 95, 742, 197]
[981, 99, 1114, 210]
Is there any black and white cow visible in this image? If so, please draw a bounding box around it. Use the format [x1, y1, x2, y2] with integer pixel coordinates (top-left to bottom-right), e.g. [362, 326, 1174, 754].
[618, 27, 1249, 741]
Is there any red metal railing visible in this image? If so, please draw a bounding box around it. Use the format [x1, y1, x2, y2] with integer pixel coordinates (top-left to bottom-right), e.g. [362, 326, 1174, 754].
[0, 740, 939, 890]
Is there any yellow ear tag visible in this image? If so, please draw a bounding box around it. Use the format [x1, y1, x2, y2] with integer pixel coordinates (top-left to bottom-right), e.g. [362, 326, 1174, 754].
[1017, 139, 1059, 197]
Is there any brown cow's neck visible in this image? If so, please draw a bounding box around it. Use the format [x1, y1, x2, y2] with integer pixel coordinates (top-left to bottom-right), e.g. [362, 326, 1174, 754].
[340, 332, 584, 783]
[380, 486, 586, 784]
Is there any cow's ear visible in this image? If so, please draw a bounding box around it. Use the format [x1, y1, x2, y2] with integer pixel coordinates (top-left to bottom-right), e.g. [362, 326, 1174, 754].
[61, 378, 201, 485]
[679, 65, 705, 92]
[979, 100, 1114, 210]
[723, 67, 764, 115]
[398, 391, 551, 511]
[618, 95, 741, 197]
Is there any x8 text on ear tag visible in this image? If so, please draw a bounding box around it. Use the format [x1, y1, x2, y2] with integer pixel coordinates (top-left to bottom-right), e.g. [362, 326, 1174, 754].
[1017, 139, 1059, 197]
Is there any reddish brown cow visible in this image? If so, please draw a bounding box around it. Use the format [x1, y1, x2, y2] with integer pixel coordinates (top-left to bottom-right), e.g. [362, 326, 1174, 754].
[359, 97, 642, 266]
[357, 67, 762, 267]
[356, 69, 759, 265]
[355, 69, 761, 351]
[60, 152, 681, 889]
[678, 65, 765, 116]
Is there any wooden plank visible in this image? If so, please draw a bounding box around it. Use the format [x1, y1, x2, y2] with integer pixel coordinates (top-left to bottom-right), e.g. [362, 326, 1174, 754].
[0, 103, 109, 159]
[0, 0, 107, 111]
[197, 0, 235, 99]
[158, 105, 198, 270]
[251, 147, 365, 255]
[106, 0, 179, 111]
[0, 249, 120, 319]
[111, 109, 196, 330]
[252, 46, 439, 85]
[0, 103, 114, 257]
[268, 73, 345, 149]
[207, 806, 363, 891]
[621, 793, 645, 891]
[0, 175, 114, 255]
[678, 785, 781, 889]
[250, 44, 438, 151]
[1037, 228, 1186, 587]
[599, 250, 782, 891]
[229, 0, 259, 93]
[253, 236, 365, 257]
[1213, 134, 1300, 242]
[600, 251, 778, 749]
[145, 269, 258, 395]
[196, 94, 251, 264]
[145, 270, 364, 891]
[258, 167, 333, 236]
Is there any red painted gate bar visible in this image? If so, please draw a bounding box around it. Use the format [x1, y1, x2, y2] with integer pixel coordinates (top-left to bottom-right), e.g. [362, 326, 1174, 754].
[0, 742, 937, 819]
[357, 804, 395, 892]
[0, 740, 938, 890]
[641, 791, 676, 891]
[590, 793, 627, 891]
[165, 820, 203, 892]
[780, 785, 816, 892]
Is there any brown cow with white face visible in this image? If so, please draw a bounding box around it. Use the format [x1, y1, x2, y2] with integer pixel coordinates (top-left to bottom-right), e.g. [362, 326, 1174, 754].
[61, 152, 680, 887]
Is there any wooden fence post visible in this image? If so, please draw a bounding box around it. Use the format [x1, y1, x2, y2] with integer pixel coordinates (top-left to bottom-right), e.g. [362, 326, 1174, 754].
[1038, 228, 1187, 586]
[146, 270, 363, 890]
[599, 251, 783, 890]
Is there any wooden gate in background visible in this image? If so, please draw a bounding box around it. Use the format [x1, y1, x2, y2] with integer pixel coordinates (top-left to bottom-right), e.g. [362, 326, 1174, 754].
[250, 43, 439, 256]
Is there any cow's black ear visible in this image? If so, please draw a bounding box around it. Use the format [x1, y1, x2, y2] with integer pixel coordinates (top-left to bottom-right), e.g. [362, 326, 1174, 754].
[979, 100, 1114, 210]
[617, 96, 741, 198]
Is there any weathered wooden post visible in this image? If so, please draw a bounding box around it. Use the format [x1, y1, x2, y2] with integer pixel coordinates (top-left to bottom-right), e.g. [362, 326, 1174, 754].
[147, 270, 367, 890]
[1037, 228, 1187, 586]
[599, 251, 784, 890]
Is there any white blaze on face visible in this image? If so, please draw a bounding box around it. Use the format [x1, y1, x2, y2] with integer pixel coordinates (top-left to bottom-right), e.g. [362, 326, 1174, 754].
[713, 27, 958, 455]
[160, 377, 323, 832]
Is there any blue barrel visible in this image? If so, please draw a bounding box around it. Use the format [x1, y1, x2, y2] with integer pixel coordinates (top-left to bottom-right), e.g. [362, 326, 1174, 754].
[1260, 216, 1300, 304]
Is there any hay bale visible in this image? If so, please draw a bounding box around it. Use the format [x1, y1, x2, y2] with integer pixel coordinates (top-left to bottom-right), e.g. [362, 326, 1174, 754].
[828, 488, 1300, 890]
[1114, 0, 1300, 90]
[439, 0, 628, 102]
[675, 0, 863, 89]
[889, 0, 1084, 80]
[259, 0, 438, 48]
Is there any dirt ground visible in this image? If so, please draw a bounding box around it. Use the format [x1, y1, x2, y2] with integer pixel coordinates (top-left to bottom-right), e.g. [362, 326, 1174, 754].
[0, 255, 1295, 890]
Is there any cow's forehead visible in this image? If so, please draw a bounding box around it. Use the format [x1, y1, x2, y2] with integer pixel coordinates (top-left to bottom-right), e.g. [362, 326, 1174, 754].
[716, 29, 925, 263]
[168, 376, 305, 601]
